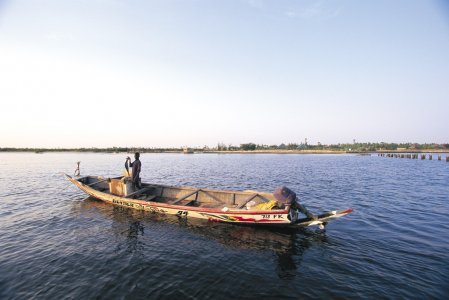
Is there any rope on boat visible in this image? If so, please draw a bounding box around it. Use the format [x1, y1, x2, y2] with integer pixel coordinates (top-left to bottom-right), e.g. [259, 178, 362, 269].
[60, 180, 74, 192]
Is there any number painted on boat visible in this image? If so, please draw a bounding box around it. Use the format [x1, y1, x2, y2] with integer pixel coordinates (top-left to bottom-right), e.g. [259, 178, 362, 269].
[261, 214, 284, 219]
[177, 210, 188, 217]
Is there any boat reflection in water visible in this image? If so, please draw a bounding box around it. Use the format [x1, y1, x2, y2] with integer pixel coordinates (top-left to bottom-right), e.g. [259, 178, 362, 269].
[76, 196, 330, 279]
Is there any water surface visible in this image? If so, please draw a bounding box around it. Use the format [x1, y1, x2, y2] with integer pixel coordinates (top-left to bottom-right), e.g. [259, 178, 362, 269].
[0, 153, 448, 299]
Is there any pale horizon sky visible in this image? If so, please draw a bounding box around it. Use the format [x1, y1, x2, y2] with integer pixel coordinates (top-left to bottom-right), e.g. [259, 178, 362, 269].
[1, 0, 448, 148]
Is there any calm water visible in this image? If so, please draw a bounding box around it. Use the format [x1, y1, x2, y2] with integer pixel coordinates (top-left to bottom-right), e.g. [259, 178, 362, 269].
[0, 153, 448, 299]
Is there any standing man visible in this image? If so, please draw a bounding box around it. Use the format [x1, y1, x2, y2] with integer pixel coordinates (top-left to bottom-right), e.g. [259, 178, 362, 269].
[126, 152, 142, 189]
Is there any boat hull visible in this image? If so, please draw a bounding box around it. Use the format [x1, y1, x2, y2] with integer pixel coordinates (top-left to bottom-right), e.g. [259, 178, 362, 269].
[65, 174, 352, 228]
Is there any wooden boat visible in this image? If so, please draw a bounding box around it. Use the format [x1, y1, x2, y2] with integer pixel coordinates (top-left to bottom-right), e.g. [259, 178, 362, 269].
[64, 174, 352, 229]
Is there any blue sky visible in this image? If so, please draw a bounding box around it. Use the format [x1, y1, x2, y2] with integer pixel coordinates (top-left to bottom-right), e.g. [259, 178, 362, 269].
[0, 0, 448, 148]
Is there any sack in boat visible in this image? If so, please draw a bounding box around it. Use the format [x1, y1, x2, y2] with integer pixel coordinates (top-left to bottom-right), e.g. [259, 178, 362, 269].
[253, 200, 278, 210]
[273, 186, 296, 205]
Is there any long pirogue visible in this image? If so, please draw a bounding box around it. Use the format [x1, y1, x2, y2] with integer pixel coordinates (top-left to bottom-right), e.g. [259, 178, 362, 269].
[65, 174, 352, 229]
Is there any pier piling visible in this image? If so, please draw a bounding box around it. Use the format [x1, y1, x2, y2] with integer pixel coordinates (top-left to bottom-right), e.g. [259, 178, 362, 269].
[379, 152, 448, 162]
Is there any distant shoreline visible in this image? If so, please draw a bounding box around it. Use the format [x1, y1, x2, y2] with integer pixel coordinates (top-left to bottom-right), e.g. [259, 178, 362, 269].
[1, 148, 448, 154]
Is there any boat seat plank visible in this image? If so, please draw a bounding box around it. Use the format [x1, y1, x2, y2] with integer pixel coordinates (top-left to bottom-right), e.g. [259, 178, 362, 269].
[87, 176, 123, 186]
[173, 199, 196, 206]
[125, 187, 154, 198]
[143, 195, 157, 202]
[170, 189, 200, 205]
[86, 178, 109, 187]
[237, 194, 259, 209]
[200, 190, 225, 204]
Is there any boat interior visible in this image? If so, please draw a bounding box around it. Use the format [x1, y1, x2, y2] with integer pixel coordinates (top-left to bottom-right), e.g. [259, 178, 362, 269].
[77, 176, 283, 210]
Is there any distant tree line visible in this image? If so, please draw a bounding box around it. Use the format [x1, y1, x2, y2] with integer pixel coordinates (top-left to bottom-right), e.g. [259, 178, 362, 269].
[215, 142, 449, 152]
[0, 147, 185, 153]
[1, 143, 448, 153]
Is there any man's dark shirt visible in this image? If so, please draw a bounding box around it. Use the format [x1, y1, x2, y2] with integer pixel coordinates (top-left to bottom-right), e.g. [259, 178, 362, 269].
[130, 159, 141, 182]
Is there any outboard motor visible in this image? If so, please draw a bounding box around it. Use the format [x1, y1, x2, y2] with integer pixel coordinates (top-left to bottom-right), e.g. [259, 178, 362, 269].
[273, 186, 297, 206]
[274, 186, 316, 221]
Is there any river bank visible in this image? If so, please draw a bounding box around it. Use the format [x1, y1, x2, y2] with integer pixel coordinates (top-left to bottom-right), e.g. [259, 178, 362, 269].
[1, 149, 448, 154]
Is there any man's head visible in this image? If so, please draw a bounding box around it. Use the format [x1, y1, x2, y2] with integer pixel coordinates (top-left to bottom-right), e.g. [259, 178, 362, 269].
[134, 152, 140, 159]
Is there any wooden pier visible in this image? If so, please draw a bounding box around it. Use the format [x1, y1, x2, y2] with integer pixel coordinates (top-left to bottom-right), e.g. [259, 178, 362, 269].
[378, 152, 448, 162]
